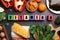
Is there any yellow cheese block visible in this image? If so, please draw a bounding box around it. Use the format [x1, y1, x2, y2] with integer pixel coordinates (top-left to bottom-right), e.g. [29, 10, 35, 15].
[12, 23, 29, 38]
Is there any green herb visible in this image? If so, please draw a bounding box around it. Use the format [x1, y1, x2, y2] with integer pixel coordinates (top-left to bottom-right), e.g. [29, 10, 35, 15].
[29, 24, 55, 40]
[0, 12, 6, 21]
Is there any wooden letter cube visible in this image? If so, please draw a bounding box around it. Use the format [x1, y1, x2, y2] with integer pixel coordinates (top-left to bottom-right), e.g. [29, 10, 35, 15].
[18, 15, 24, 20]
[29, 15, 34, 20]
[40, 15, 45, 20]
[48, 15, 54, 21]
[24, 15, 29, 20]
[35, 15, 40, 20]
[14, 15, 18, 20]
[8, 15, 14, 20]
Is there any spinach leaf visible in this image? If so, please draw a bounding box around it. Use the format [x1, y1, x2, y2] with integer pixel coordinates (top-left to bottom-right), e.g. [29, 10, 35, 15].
[30, 24, 37, 34]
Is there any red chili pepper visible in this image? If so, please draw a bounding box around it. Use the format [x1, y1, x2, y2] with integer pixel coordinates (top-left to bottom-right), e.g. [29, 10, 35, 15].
[1, 0, 13, 8]
[14, 0, 26, 12]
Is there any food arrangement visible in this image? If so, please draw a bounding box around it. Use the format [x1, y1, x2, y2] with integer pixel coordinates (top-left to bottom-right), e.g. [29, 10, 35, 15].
[11, 23, 60, 40]
[0, 0, 47, 12]
[0, 0, 60, 40]
[0, 24, 9, 40]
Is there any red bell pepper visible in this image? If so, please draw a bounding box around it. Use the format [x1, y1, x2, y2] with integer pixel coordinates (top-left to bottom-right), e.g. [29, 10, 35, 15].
[14, 0, 26, 12]
[1, 0, 13, 8]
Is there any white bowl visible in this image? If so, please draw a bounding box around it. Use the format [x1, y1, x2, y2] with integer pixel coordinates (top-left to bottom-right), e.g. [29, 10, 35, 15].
[46, 0, 60, 14]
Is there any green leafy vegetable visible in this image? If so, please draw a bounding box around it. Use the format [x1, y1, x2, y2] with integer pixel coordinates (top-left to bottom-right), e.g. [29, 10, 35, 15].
[0, 12, 6, 21]
[30, 24, 37, 34]
[29, 24, 55, 40]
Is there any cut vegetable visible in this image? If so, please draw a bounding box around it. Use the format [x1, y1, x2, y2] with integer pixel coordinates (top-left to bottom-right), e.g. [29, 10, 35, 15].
[14, 0, 26, 12]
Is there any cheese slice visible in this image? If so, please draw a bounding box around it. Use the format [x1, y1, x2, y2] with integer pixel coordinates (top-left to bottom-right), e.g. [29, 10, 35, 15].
[12, 23, 29, 38]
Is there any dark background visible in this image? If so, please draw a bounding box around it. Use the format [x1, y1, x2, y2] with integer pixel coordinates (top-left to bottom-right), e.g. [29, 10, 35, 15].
[0, 0, 60, 40]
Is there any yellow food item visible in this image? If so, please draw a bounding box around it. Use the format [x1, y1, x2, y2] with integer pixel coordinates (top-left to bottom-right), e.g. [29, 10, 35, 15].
[12, 23, 29, 38]
[38, 3, 46, 12]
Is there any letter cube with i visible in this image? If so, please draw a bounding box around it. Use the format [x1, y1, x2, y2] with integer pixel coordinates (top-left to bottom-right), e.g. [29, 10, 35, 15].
[14, 15, 18, 20]
[24, 15, 29, 20]
[35, 15, 40, 20]
[8, 15, 14, 20]
[48, 15, 54, 21]
[29, 15, 34, 20]
[18, 15, 24, 20]
[40, 15, 45, 20]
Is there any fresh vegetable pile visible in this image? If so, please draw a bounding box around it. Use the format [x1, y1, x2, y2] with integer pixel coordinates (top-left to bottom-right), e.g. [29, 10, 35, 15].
[29, 24, 55, 40]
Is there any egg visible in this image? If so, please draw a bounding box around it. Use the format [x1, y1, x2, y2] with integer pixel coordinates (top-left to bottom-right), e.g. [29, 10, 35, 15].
[0, 26, 3, 30]
[2, 38, 7, 40]
[0, 32, 5, 37]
